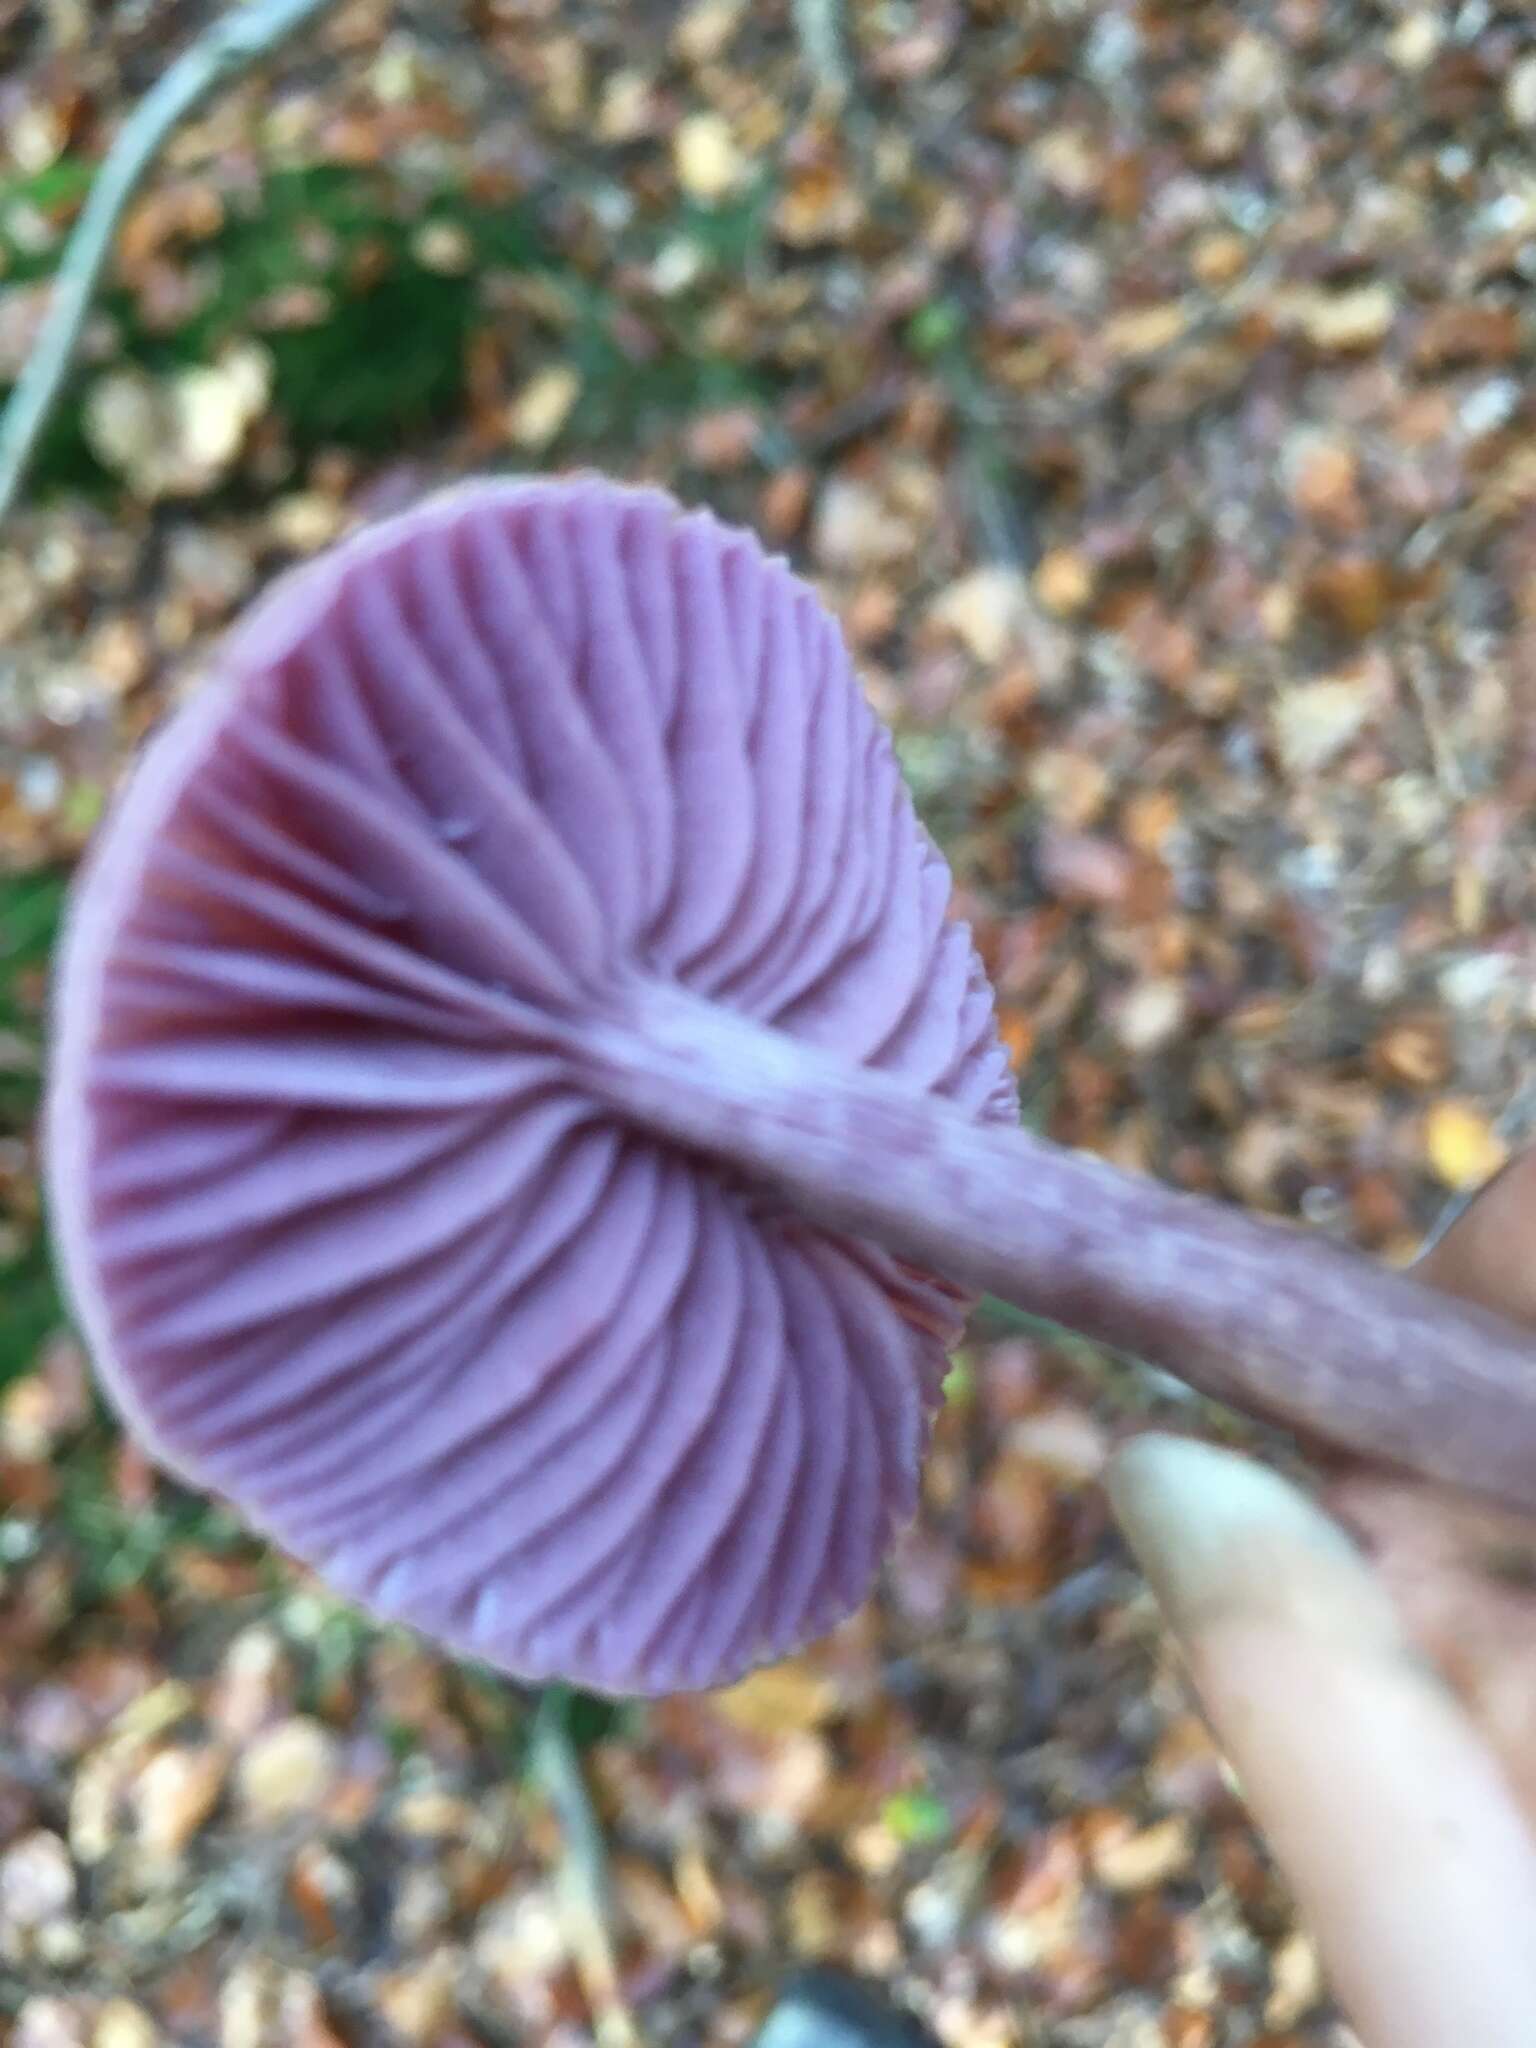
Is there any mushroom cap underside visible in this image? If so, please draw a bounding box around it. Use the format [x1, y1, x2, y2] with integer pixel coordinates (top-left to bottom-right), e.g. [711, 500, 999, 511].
[47, 476, 1017, 1695]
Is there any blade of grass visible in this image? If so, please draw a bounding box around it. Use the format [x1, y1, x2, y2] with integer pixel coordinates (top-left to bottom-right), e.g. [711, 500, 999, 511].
[530, 1685, 641, 2048]
[0, 0, 343, 525]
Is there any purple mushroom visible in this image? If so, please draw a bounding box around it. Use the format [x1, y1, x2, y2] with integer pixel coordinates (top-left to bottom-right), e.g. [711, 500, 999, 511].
[45, 476, 1536, 1696]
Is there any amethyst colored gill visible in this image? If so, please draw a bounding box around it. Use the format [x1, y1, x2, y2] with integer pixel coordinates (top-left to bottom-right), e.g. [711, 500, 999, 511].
[45, 473, 1536, 1702]
[46, 476, 1015, 1697]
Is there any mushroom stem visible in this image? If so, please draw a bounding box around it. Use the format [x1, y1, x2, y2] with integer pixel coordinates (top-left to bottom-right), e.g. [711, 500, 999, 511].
[591, 981, 1536, 1513]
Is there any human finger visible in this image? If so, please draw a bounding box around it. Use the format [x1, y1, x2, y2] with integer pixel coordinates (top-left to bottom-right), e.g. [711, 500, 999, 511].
[1108, 1433, 1536, 2048]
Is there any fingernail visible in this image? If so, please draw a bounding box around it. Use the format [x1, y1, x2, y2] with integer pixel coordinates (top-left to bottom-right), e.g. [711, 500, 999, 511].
[1107, 1434, 1407, 1657]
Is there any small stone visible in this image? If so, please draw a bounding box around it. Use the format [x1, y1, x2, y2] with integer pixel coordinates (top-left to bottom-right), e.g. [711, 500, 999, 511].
[14, 1999, 89, 2048]
[268, 494, 346, 554]
[15, 1686, 95, 1763]
[370, 38, 433, 107]
[134, 1745, 228, 1858]
[412, 220, 473, 276]
[674, 112, 744, 201]
[474, 1888, 568, 1994]
[928, 567, 1032, 665]
[673, 0, 744, 65]
[391, 1866, 452, 1947]
[1006, 1403, 1108, 1484]
[1228, 1116, 1306, 1207]
[93, 2002, 162, 2048]
[218, 1960, 278, 2048]
[1112, 978, 1188, 1055]
[597, 70, 654, 144]
[1506, 54, 1536, 128]
[211, 1627, 292, 1739]
[1270, 675, 1376, 776]
[903, 1855, 977, 1950]
[1103, 302, 1187, 359]
[34, 1919, 86, 1969]
[1121, 789, 1179, 857]
[0, 1830, 76, 1930]
[1259, 583, 1296, 640]
[1387, 11, 1443, 70]
[812, 478, 915, 573]
[82, 616, 152, 698]
[1027, 748, 1109, 828]
[1374, 1018, 1449, 1091]
[760, 465, 812, 541]
[848, 1820, 904, 1877]
[1033, 547, 1095, 618]
[165, 528, 256, 618]
[1088, 1814, 1193, 1892]
[1298, 282, 1397, 354]
[1034, 828, 1134, 907]
[1033, 126, 1099, 202]
[1213, 29, 1276, 112]
[649, 237, 704, 296]
[1440, 952, 1516, 1014]
[1190, 230, 1248, 288]
[237, 1718, 338, 1824]
[393, 1788, 475, 1840]
[83, 372, 159, 478]
[8, 102, 67, 174]
[1460, 376, 1520, 438]
[1265, 1927, 1324, 2026]
[538, 35, 588, 125]
[684, 405, 760, 471]
[1284, 431, 1360, 526]
[506, 366, 581, 451]
[375, 1953, 460, 2043]
[1, 1372, 75, 1462]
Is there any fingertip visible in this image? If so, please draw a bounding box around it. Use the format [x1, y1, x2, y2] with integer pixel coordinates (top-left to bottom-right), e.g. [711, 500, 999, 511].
[1107, 1436, 1536, 2047]
[1106, 1432, 1404, 1658]
[1415, 1147, 1536, 1328]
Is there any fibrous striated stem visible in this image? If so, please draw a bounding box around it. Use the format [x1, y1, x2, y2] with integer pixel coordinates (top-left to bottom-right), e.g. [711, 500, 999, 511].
[591, 979, 1536, 1515]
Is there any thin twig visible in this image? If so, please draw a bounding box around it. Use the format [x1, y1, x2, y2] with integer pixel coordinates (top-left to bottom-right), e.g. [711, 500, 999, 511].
[529, 1688, 642, 2048]
[940, 351, 1072, 692]
[0, 0, 342, 530]
[1403, 642, 1468, 803]
[791, 0, 853, 108]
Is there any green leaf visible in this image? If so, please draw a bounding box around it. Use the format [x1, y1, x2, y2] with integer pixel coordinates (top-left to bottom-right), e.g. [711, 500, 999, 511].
[0, 868, 66, 1392]
[883, 1790, 951, 1845]
[941, 1360, 974, 1406]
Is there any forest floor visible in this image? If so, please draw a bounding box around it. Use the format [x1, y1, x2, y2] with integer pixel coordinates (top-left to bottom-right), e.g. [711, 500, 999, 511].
[5, 2, 1536, 2043]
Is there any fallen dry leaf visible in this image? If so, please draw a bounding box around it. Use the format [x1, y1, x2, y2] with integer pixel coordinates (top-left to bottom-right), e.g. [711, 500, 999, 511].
[1423, 1099, 1508, 1192]
[506, 366, 582, 451]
